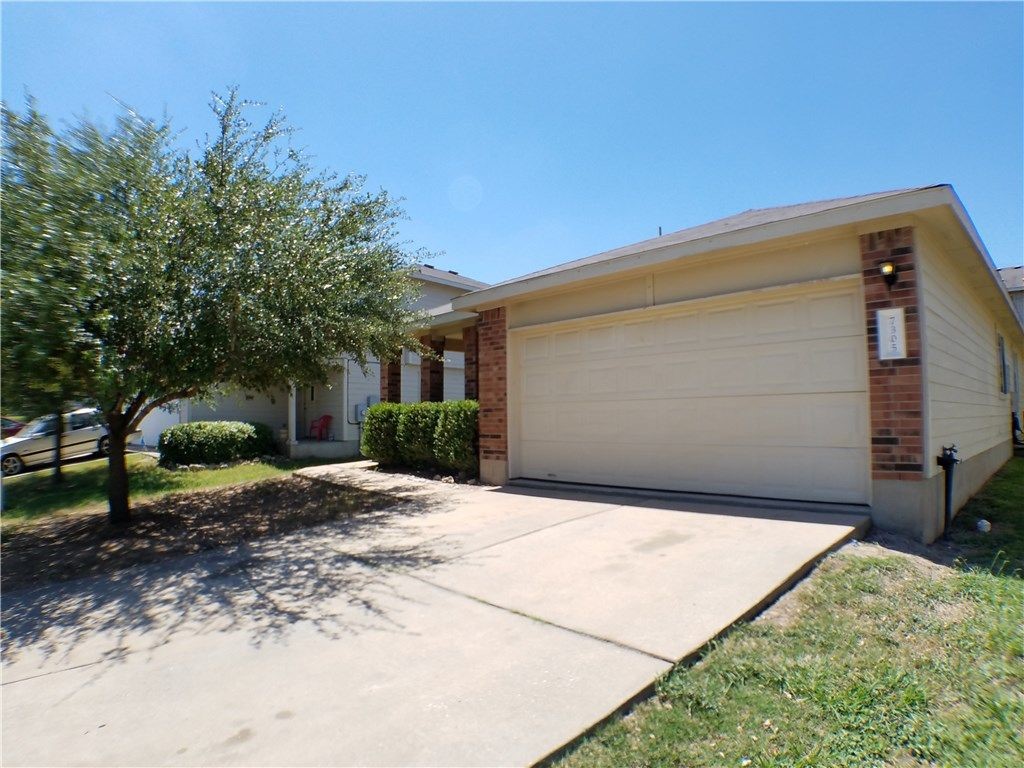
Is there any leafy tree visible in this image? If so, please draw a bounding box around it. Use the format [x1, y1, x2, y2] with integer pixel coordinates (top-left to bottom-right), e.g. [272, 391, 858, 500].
[1, 101, 97, 485]
[1, 90, 421, 524]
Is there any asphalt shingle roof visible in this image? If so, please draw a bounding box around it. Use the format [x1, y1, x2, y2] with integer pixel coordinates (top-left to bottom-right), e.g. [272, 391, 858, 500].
[493, 185, 945, 287]
[998, 265, 1023, 292]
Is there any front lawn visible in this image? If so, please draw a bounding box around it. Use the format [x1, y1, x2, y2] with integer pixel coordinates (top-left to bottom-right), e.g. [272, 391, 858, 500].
[557, 457, 1024, 768]
[0, 453, 340, 527]
[1, 474, 397, 590]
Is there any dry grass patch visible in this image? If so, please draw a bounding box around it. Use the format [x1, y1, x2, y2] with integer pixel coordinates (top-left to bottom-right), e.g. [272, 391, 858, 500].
[1, 475, 397, 590]
[558, 459, 1024, 768]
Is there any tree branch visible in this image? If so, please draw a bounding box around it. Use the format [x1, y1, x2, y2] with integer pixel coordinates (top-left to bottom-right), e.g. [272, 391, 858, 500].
[128, 387, 198, 432]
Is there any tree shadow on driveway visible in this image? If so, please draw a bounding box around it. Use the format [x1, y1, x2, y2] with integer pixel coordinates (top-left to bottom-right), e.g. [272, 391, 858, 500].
[1, 477, 455, 676]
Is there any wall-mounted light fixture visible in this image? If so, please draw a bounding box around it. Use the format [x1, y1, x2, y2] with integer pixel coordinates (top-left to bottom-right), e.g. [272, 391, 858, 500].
[879, 260, 898, 287]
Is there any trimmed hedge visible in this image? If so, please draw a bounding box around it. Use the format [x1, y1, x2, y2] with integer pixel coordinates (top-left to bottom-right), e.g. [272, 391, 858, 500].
[360, 400, 479, 476]
[360, 402, 403, 465]
[397, 402, 443, 467]
[159, 421, 275, 465]
[434, 400, 479, 474]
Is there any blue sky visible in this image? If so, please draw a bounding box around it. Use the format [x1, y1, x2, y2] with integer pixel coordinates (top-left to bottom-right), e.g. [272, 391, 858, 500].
[3, 2, 1022, 282]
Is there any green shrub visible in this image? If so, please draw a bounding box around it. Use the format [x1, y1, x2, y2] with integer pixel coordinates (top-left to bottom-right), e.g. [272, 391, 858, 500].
[434, 400, 479, 475]
[397, 402, 442, 467]
[158, 421, 275, 465]
[360, 400, 480, 475]
[360, 402, 403, 464]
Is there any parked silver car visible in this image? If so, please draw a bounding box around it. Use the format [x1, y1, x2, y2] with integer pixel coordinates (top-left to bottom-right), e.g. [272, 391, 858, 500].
[0, 408, 125, 477]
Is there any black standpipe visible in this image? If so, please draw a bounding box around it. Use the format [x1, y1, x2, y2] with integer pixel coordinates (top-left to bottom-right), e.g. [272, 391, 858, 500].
[936, 445, 960, 539]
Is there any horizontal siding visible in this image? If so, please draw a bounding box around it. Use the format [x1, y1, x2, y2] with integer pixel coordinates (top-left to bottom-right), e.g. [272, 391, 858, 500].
[401, 351, 466, 402]
[345, 361, 380, 442]
[444, 351, 465, 401]
[297, 372, 345, 441]
[412, 281, 467, 311]
[920, 236, 1011, 473]
[138, 406, 183, 446]
[190, 388, 288, 430]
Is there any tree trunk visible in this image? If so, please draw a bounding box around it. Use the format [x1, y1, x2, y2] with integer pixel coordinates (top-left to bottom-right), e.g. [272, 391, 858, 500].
[51, 412, 64, 486]
[106, 422, 131, 526]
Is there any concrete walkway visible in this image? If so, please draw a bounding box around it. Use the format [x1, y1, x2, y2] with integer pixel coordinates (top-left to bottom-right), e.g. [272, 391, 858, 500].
[2, 463, 868, 767]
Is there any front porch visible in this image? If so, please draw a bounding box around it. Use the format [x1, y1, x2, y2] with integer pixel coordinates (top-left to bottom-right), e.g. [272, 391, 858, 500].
[380, 304, 480, 404]
[287, 438, 362, 460]
[282, 364, 380, 459]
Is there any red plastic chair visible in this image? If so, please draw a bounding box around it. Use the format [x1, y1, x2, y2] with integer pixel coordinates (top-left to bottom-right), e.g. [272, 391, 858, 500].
[309, 415, 332, 441]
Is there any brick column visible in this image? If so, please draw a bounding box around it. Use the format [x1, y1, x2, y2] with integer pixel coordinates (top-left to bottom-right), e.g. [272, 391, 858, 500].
[477, 307, 508, 484]
[860, 227, 924, 481]
[463, 325, 479, 401]
[420, 336, 445, 402]
[379, 358, 402, 403]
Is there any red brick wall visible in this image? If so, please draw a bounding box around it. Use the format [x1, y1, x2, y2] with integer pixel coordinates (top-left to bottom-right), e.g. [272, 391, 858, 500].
[463, 325, 479, 401]
[380, 359, 402, 403]
[477, 307, 508, 463]
[860, 227, 925, 480]
[420, 336, 445, 402]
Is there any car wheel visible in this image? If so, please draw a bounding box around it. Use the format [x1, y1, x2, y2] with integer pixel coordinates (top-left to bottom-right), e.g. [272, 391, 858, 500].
[2, 454, 25, 477]
[98, 436, 110, 457]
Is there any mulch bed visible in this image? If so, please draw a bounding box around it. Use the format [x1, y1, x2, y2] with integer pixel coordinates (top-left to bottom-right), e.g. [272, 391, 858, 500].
[0, 476, 396, 590]
[369, 464, 480, 484]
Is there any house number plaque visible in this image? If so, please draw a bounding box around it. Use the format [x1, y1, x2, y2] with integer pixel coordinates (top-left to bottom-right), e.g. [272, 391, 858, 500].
[876, 307, 907, 361]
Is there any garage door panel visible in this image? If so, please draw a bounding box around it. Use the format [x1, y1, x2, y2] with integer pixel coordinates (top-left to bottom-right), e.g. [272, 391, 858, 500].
[587, 366, 620, 395]
[521, 339, 864, 404]
[552, 330, 582, 357]
[808, 337, 866, 387]
[660, 312, 702, 347]
[522, 335, 549, 361]
[755, 351, 803, 386]
[525, 365, 861, 403]
[523, 370, 551, 399]
[706, 306, 747, 339]
[587, 324, 620, 353]
[809, 291, 860, 329]
[754, 297, 799, 326]
[623, 319, 658, 348]
[513, 283, 869, 504]
[519, 441, 868, 504]
[523, 393, 864, 449]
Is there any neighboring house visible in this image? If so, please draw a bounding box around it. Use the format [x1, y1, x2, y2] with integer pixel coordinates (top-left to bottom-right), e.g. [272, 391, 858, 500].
[419, 185, 1023, 543]
[138, 265, 488, 453]
[999, 265, 1024, 432]
[998, 264, 1024, 324]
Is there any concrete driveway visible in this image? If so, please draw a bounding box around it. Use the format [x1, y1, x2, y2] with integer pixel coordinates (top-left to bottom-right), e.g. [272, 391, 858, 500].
[2, 463, 868, 767]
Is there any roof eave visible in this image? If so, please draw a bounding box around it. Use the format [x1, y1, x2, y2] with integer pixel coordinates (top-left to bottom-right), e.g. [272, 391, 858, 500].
[413, 269, 489, 292]
[452, 186, 956, 311]
[941, 187, 1023, 334]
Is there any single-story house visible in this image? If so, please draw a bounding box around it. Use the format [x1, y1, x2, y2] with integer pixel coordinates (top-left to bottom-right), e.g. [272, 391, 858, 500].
[419, 185, 1023, 543]
[138, 265, 489, 456]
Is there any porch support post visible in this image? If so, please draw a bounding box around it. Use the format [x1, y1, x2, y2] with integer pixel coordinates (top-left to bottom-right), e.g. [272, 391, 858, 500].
[380, 357, 403, 402]
[463, 325, 479, 401]
[420, 335, 446, 402]
[477, 308, 508, 485]
[287, 384, 298, 445]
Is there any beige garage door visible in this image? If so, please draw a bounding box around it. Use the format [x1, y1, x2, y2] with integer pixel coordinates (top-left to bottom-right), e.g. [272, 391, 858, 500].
[511, 280, 870, 504]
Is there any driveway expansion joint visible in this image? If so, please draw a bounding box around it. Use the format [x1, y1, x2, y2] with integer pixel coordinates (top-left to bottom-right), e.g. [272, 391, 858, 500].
[407, 571, 676, 665]
[431, 503, 624, 566]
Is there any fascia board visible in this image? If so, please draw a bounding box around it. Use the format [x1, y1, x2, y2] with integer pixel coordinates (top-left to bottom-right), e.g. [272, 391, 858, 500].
[452, 186, 954, 311]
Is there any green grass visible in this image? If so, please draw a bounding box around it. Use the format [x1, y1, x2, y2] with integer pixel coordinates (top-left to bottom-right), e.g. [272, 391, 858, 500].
[948, 455, 1024, 573]
[558, 457, 1024, 768]
[0, 453, 339, 527]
